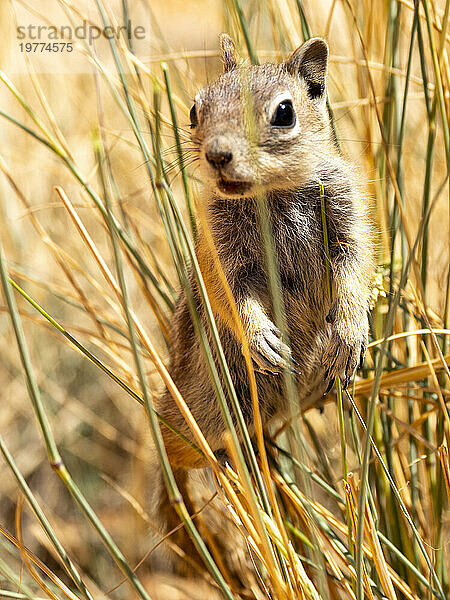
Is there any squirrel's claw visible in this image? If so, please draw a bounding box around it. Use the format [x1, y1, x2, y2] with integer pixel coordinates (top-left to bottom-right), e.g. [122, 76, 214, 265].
[250, 323, 298, 376]
[322, 307, 370, 392]
[322, 336, 359, 389]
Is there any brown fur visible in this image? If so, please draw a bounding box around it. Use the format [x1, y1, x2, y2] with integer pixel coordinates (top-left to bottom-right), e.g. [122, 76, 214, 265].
[152, 36, 375, 563]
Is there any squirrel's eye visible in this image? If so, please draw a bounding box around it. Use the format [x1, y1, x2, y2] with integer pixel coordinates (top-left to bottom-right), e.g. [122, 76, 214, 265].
[271, 100, 295, 128]
[189, 104, 198, 128]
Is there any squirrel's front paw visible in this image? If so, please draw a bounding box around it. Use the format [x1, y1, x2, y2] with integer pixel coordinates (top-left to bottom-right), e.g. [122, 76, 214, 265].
[249, 322, 297, 375]
[322, 310, 369, 391]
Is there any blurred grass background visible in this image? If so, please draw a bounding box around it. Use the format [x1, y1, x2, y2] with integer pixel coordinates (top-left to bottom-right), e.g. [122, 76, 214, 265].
[0, 1, 449, 599]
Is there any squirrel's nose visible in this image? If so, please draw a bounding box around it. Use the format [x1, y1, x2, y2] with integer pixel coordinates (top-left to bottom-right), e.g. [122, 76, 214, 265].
[205, 149, 232, 169]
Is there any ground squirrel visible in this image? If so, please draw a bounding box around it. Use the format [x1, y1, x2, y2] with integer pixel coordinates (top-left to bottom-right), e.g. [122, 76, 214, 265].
[154, 34, 375, 548]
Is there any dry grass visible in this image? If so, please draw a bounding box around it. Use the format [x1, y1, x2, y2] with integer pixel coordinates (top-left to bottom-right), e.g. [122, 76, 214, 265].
[0, 1, 449, 599]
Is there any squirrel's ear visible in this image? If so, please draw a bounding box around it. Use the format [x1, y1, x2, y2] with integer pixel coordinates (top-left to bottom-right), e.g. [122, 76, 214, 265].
[285, 38, 328, 100]
[219, 33, 238, 72]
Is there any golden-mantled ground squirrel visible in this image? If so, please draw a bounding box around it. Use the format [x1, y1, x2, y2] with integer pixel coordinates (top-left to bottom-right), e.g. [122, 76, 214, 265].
[154, 34, 375, 549]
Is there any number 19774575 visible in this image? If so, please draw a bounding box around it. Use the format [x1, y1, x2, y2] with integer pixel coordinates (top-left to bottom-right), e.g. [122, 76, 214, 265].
[19, 42, 73, 52]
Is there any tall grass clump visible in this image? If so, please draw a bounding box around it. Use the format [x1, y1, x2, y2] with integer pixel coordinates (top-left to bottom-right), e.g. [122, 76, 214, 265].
[0, 1, 449, 599]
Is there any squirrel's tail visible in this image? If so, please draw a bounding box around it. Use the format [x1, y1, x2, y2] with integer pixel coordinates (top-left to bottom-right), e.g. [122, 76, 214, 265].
[152, 463, 202, 575]
[149, 393, 210, 573]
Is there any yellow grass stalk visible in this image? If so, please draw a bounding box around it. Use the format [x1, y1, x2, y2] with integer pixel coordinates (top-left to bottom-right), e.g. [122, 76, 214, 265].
[0, 156, 121, 341]
[343, 482, 376, 600]
[355, 355, 450, 395]
[0, 523, 80, 600]
[224, 432, 291, 600]
[348, 474, 398, 600]
[420, 341, 450, 441]
[15, 497, 61, 600]
[56, 187, 221, 467]
[321, 546, 356, 600]
[368, 329, 450, 348]
[275, 470, 422, 600]
[438, 446, 450, 502]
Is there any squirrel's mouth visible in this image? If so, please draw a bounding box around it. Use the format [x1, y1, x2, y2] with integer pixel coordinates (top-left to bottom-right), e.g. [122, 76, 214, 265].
[217, 178, 252, 196]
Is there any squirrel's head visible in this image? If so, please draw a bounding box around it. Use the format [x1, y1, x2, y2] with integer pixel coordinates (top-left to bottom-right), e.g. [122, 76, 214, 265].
[190, 34, 333, 199]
